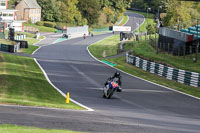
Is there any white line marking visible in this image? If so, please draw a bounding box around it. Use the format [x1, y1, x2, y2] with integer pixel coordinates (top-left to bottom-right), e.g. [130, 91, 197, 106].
[32, 36, 46, 55]
[33, 36, 46, 46]
[0, 104, 88, 112]
[34, 58, 94, 111]
[123, 89, 170, 93]
[32, 46, 41, 55]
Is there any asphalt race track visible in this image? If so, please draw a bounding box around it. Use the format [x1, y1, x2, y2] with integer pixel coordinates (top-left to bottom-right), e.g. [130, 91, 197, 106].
[0, 12, 200, 133]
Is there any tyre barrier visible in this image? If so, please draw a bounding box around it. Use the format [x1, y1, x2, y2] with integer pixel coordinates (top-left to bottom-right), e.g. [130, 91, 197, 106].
[126, 53, 200, 87]
[0, 43, 21, 53]
[15, 34, 26, 40]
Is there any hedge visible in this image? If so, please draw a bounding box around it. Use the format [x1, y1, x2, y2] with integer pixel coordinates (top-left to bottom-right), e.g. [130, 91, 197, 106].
[43, 22, 56, 28]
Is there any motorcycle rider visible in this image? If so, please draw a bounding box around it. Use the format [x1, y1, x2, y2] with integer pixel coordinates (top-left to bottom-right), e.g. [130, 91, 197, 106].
[112, 71, 122, 92]
[104, 71, 122, 92]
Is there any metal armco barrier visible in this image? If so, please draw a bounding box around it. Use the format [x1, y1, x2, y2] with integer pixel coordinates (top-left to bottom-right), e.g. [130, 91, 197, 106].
[126, 53, 200, 87]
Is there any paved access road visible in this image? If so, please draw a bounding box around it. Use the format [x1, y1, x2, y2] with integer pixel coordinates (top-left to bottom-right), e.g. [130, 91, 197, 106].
[1, 12, 200, 133]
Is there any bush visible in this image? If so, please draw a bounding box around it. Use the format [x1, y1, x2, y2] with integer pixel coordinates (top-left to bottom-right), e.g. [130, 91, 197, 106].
[43, 22, 56, 28]
[36, 21, 44, 26]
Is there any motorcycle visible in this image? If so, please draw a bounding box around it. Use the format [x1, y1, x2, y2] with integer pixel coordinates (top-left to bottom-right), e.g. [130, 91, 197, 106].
[83, 34, 86, 39]
[103, 79, 119, 99]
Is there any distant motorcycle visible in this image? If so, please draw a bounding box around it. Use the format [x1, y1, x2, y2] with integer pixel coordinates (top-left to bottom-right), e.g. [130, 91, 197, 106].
[83, 33, 86, 39]
[103, 79, 119, 99]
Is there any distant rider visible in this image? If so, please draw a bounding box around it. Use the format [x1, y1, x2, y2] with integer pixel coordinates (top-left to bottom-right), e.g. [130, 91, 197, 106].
[83, 33, 86, 39]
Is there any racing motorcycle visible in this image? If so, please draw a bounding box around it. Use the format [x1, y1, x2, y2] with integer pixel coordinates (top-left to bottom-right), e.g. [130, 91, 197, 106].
[103, 79, 119, 99]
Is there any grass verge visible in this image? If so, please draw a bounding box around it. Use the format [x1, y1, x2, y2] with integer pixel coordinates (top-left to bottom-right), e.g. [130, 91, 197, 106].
[88, 35, 119, 57]
[0, 124, 86, 133]
[0, 53, 84, 110]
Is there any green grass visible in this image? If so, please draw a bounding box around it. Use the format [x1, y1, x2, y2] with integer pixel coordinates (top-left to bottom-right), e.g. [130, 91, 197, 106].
[0, 53, 84, 110]
[0, 124, 86, 133]
[24, 23, 57, 33]
[88, 35, 120, 57]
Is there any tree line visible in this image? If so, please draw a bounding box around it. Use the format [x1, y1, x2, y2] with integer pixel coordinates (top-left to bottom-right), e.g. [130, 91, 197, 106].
[38, 0, 132, 26]
[8, 0, 132, 26]
[131, 0, 200, 27]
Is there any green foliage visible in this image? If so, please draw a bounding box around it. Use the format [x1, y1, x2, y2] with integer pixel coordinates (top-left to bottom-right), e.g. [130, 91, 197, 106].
[58, 0, 87, 26]
[78, 0, 101, 25]
[131, 0, 200, 27]
[37, 0, 62, 22]
[131, 0, 163, 11]
[7, 0, 18, 9]
[43, 22, 56, 28]
[101, 0, 133, 24]
[162, 0, 198, 27]
[37, 0, 133, 26]
[146, 23, 156, 34]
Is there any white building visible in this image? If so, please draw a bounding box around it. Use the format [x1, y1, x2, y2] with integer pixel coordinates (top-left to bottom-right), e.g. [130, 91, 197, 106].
[0, 0, 25, 31]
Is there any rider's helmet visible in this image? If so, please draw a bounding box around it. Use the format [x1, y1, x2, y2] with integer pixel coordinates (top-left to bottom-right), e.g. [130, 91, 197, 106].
[114, 71, 120, 77]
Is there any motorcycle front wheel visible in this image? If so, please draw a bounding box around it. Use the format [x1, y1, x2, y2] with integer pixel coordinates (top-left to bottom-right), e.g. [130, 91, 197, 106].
[106, 88, 113, 99]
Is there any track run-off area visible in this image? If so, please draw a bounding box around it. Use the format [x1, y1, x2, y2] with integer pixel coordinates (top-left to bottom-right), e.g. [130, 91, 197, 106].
[0, 12, 200, 133]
